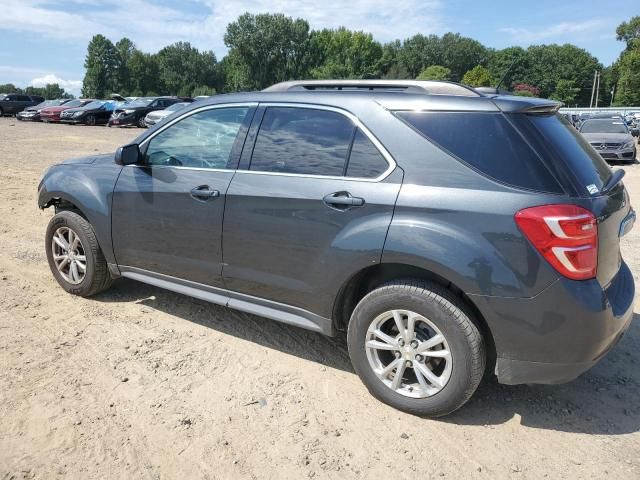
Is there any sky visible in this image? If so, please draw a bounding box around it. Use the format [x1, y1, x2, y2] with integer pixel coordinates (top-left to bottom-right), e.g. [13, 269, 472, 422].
[0, 0, 635, 96]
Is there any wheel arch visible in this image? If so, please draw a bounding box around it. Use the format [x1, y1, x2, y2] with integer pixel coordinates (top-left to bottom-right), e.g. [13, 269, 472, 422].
[332, 262, 496, 368]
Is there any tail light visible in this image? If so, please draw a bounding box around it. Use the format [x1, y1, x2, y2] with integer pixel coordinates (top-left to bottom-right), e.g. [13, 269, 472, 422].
[515, 204, 597, 280]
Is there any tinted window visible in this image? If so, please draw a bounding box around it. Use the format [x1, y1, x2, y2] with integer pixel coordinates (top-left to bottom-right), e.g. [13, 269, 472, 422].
[509, 113, 612, 194]
[396, 111, 562, 193]
[145, 107, 249, 169]
[18, 95, 31, 101]
[346, 129, 389, 178]
[250, 107, 354, 176]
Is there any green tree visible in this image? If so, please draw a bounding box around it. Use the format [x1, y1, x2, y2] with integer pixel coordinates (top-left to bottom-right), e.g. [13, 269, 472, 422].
[310, 28, 382, 79]
[224, 13, 311, 90]
[0, 83, 22, 93]
[615, 48, 640, 106]
[191, 85, 217, 97]
[380, 40, 411, 79]
[462, 65, 492, 86]
[156, 42, 218, 95]
[616, 16, 640, 49]
[115, 37, 136, 93]
[487, 46, 529, 87]
[395, 34, 442, 78]
[416, 65, 451, 81]
[127, 50, 160, 96]
[439, 33, 489, 81]
[82, 34, 120, 98]
[550, 79, 580, 105]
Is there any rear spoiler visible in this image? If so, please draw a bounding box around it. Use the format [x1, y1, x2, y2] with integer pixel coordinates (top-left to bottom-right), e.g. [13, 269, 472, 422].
[491, 96, 562, 114]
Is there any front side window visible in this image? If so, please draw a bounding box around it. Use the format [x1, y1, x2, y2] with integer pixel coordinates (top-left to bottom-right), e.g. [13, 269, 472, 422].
[145, 107, 249, 169]
[250, 107, 354, 176]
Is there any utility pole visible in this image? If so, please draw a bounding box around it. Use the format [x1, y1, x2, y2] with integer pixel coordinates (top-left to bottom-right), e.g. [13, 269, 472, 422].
[589, 70, 598, 108]
[610, 84, 616, 107]
[595, 71, 600, 108]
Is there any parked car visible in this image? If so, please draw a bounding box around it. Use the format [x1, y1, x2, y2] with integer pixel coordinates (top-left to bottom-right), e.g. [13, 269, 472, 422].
[579, 118, 638, 163]
[143, 102, 190, 127]
[60, 100, 117, 126]
[109, 97, 186, 128]
[0, 94, 44, 116]
[40, 99, 94, 123]
[16, 99, 70, 121]
[38, 80, 635, 417]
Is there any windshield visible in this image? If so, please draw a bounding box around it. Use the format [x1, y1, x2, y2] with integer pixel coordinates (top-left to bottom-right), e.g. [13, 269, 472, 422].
[166, 102, 188, 111]
[580, 120, 628, 134]
[63, 99, 85, 108]
[127, 98, 153, 107]
[82, 100, 104, 109]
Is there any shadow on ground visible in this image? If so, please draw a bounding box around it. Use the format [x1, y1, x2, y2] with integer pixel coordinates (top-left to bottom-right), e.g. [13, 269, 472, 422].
[96, 279, 640, 435]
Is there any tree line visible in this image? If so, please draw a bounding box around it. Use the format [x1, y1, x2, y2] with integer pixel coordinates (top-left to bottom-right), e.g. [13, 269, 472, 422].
[0, 82, 74, 100]
[3, 14, 639, 106]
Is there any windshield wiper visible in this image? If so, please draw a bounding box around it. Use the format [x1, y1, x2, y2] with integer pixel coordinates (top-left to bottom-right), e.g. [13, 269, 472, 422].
[601, 169, 625, 194]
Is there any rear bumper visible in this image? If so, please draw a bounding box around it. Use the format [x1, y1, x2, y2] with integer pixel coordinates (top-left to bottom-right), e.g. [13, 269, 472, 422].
[471, 261, 634, 385]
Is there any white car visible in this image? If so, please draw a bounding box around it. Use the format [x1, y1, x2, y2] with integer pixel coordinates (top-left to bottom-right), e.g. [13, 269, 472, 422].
[143, 102, 190, 127]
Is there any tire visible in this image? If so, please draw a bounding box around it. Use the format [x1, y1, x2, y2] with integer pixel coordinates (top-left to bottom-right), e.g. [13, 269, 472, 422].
[45, 211, 113, 297]
[137, 116, 146, 128]
[347, 280, 485, 417]
[85, 114, 96, 126]
[0, 107, 3, 117]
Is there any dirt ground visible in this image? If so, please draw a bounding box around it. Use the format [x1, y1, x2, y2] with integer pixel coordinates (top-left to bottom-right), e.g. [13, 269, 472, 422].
[0, 117, 639, 480]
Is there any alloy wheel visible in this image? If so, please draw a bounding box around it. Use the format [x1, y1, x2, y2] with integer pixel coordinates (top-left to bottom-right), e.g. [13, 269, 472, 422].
[365, 309, 453, 398]
[51, 226, 87, 285]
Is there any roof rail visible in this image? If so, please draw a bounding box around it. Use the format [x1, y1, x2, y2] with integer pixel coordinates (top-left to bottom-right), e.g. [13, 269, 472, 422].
[263, 80, 481, 97]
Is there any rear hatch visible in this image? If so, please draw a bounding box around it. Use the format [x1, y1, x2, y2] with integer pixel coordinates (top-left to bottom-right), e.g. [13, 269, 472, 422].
[508, 112, 632, 287]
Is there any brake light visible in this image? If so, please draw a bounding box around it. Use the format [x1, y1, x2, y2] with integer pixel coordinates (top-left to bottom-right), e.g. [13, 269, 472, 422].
[515, 204, 597, 280]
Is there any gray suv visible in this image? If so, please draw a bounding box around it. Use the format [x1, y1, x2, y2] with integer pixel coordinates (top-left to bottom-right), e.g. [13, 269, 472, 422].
[38, 80, 635, 417]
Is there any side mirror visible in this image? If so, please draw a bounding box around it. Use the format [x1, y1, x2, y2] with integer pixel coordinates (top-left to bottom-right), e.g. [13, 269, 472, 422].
[115, 143, 141, 165]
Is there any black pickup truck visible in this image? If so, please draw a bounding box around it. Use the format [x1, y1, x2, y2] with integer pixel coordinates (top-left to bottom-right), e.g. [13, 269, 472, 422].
[0, 94, 45, 116]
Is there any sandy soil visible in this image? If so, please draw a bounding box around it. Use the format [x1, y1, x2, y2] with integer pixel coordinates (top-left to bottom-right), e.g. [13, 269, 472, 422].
[0, 117, 639, 480]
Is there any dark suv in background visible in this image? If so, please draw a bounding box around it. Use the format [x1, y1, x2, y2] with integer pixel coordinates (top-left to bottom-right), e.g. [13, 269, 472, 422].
[38, 80, 635, 417]
[109, 97, 188, 128]
[0, 93, 44, 116]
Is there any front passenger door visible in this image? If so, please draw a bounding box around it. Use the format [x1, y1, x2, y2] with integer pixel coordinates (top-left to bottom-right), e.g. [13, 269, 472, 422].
[112, 105, 254, 286]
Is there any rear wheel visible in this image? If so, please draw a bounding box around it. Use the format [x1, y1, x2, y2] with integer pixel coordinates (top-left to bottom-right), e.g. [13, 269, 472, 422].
[0, 107, 3, 117]
[45, 211, 113, 297]
[347, 280, 485, 417]
[85, 114, 96, 126]
[137, 116, 146, 128]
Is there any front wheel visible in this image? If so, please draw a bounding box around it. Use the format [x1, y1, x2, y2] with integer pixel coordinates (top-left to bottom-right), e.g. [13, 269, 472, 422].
[85, 114, 96, 126]
[347, 281, 485, 417]
[137, 116, 146, 128]
[45, 211, 113, 297]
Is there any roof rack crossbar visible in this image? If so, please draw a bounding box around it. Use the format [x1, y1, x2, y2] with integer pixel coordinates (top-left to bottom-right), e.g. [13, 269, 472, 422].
[264, 80, 480, 97]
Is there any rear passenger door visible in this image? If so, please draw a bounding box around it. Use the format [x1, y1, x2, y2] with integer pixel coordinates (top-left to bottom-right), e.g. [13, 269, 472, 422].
[222, 105, 403, 318]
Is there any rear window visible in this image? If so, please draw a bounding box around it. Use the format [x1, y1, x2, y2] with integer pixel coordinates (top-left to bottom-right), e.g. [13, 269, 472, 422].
[509, 114, 612, 195]
[396, 111, 563, 193]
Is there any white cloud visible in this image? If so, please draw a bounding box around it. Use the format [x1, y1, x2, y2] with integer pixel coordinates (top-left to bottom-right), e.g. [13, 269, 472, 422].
[499, 19, 611, 43]
[2, 0, 447, 55]
[30, 74, 83, 96]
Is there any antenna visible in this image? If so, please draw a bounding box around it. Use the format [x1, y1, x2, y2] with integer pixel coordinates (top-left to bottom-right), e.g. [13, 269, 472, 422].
[496, 58, 517, 91]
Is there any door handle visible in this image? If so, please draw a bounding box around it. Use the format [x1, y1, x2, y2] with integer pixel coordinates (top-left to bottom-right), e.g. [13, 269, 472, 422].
[190, 185, 220, 201]
[323, 191, 365, 210]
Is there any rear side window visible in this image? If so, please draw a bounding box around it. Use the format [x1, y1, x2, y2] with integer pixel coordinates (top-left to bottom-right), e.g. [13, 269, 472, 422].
[346, 129, 389, 178]
[250, 107, 353, 176]
[395, 111, 563, 193]
[509, 114, 612, 195]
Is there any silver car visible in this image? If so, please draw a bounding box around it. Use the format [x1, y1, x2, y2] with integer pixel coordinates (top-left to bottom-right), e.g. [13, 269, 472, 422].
[580, 118, 638, 163]
[143, 102, 190, 127]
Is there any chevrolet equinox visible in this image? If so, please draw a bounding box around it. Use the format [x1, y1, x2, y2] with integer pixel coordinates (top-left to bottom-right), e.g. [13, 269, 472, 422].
[38, 80, 635, 417]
